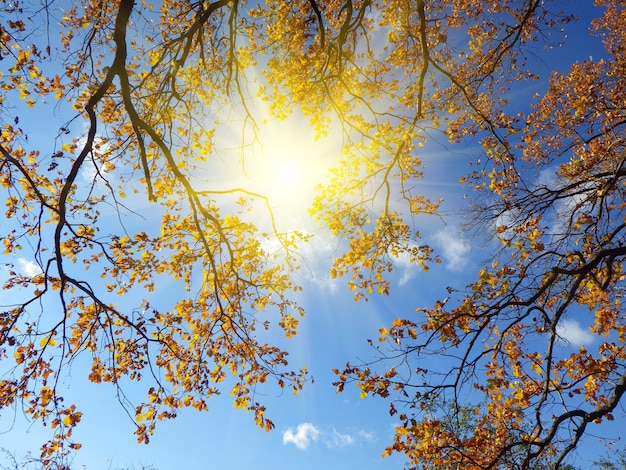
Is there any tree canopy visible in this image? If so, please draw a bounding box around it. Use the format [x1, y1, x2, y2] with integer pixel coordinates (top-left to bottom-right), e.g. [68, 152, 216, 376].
[0, 0, 624, 468]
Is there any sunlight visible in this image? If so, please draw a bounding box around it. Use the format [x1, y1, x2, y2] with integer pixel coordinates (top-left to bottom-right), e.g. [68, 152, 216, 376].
[194, 70, 343, 235]
[240, 110, 340, 230]
[253, 124, 315, 191]
[277, 162, 301, 187]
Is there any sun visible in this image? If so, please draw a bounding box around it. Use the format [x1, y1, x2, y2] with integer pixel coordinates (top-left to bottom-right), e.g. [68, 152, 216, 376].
[239, 111, 339, 226]
[197, 90, 342, 232]
[277, 162, 301, 187]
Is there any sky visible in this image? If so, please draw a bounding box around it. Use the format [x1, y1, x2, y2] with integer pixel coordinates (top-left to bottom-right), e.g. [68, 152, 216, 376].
[0, 2, 623, 469]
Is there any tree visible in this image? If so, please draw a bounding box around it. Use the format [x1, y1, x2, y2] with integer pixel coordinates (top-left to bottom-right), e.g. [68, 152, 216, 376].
[334, 1, 626, 469]
[594, 449, 626, 470]
[0, 0, 623, 468]
[398, 400, 581, 470]
[0, 448, 157, 470]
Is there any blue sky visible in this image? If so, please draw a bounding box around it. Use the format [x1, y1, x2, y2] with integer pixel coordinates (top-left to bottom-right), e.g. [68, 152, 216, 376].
[1, 1, 622, 469]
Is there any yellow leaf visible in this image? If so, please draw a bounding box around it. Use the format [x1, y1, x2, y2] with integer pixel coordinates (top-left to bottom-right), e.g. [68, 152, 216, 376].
[40, 336, 56, 348]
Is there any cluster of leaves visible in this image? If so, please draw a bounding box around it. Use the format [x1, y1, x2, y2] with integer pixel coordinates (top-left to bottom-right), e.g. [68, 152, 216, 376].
[1, 0, 625, 469]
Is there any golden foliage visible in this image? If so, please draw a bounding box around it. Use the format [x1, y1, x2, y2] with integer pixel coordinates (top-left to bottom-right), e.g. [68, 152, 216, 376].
[1, 0, 625, 468]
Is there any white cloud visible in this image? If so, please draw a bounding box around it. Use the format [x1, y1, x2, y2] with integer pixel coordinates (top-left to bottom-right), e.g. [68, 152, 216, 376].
[432, 230, 471, 272]
[556, 319, 595, 347]
[392, 249, 418, 286]
[390, 241, 433, 286]
[532, 165, 595, 236]
[295, 232, 341, 293]
[398, 268, 415, 286]
[282, 424, 375, 450]
[329, 429, 355, 448]
[78, 136, 112, 182]
[535, 165, 559, 188]
[282, 423, 320, 450]
[17, 258, 42, 277]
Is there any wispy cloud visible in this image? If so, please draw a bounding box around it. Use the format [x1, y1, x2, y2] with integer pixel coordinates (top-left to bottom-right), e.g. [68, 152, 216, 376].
[295, 233, 342, 293]
[78, 135, 112, 183]
[432, 230, 471, 272]
[282, 423, 375, 450]
[329, 428, 355, 448]
[17, 258, 42, 277]
[282, 423, 320, 450]
[556, 319, 595, 347]
[392, 246, 419, 286]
